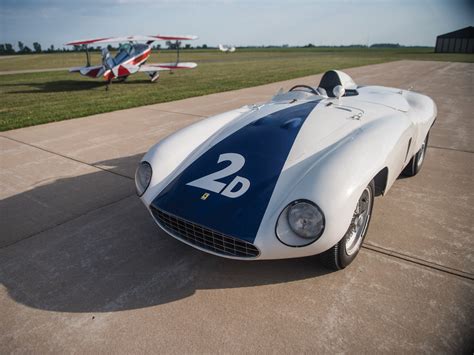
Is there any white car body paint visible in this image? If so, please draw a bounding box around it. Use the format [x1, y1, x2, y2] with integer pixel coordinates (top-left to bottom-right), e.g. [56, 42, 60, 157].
[138, 71, 437, 260]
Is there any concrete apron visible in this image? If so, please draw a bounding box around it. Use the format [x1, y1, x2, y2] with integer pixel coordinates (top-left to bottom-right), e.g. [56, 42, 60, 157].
[0, 60, 473, 353]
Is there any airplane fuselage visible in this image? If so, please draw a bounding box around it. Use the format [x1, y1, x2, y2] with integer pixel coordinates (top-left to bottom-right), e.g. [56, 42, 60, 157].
[103, 43, 152, 80]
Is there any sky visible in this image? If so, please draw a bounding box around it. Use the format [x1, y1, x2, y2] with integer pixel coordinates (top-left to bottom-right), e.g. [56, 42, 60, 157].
[0, 0, 473, 49]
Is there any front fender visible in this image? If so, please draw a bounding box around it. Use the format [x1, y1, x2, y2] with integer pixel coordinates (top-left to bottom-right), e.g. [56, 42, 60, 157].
[141, 107, 250, 206]
[254, 113, 413, 259]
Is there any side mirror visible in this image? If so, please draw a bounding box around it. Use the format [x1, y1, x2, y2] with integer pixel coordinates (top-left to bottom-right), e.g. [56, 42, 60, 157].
[333, 85, 345, 99]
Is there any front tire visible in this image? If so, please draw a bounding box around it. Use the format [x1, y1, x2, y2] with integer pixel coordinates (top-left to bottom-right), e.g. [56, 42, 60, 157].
[321, 180, 375, 270]
[402, 132, 429, 177]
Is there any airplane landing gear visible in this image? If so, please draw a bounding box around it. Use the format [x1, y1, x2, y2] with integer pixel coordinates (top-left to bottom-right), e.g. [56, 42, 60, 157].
[150, 72, 160, 82]
[105, 78, 112, 91]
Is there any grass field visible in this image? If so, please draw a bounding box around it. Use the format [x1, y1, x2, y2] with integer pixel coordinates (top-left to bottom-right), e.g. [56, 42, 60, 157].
[0, 48, 472, 131]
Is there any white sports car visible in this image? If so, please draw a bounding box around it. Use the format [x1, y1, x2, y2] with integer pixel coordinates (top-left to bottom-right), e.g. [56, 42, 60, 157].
[135, 70, 437, 270]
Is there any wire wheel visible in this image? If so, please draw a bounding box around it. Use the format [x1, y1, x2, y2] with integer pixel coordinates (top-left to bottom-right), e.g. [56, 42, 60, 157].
[320, 180, 375, 270]
[417, 136, 427, 169]
[344, 187, 373, 256]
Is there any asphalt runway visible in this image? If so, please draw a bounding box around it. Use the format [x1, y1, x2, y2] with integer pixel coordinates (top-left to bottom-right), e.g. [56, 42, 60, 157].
[1, 60, 473, 353]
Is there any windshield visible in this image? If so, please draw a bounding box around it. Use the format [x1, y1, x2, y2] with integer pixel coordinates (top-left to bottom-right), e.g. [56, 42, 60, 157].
[272, 90, 321, 103]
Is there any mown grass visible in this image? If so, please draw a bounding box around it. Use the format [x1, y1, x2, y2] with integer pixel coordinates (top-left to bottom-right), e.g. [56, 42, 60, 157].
[0, 48, 472, 131]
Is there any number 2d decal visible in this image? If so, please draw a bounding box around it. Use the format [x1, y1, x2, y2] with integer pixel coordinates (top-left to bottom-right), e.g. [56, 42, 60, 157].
[186, 153, 250, 198]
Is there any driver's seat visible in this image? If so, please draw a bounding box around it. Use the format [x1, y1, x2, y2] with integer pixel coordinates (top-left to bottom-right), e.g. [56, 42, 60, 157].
[318, 70, 357, 97]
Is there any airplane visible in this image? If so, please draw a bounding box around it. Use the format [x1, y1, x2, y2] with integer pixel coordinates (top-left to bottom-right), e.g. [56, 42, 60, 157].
[218, 44, 236, 53]
[66, 35, 198, 89]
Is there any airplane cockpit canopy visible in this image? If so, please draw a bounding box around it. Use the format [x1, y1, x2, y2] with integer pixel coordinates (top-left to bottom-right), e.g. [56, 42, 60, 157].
[113, 43, 149, 65]
[114, 43, 134, 63]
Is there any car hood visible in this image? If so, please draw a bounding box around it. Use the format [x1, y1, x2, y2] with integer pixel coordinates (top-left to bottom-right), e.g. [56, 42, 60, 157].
[150, 99, 361, 243]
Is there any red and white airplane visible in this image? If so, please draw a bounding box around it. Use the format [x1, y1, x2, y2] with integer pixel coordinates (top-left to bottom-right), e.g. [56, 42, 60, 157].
[66, 35, 198, 87]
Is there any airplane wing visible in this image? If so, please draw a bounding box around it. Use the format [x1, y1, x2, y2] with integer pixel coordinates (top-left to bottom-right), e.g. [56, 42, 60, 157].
[152, 35, 198, 41]
[138, 62, 198, 72]
[66, 35, 198, 46]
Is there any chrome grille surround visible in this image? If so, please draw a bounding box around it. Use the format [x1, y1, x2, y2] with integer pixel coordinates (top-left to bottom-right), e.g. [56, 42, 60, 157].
[150, 206, 260, 258]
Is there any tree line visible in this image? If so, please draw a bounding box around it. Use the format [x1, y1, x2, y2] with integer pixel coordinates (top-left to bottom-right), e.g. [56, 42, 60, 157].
[0, 41, 210, 55]
[301, 43, 424, 48]
[0, 41, 64, 54]
[0, 41, 431, 55]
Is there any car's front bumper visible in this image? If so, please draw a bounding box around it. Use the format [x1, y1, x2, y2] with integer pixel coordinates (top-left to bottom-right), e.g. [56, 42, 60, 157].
[145, 203, 344, 261]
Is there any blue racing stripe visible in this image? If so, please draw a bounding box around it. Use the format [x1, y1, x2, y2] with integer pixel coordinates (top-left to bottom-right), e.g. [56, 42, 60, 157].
[151, 101, 319, 243]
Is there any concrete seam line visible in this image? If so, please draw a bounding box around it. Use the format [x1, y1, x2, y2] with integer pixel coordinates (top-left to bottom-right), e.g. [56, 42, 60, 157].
[427, 145, 474, 154]
[0, 193, 136, 250]
[141, 107, 207, 118]
[364, 241, 473, 275]
[0, 135, 134, 181]
[362, 244, 474, 281]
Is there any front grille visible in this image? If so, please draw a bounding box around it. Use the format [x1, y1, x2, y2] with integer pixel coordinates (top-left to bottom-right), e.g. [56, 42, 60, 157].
[151, 207, 260, 258]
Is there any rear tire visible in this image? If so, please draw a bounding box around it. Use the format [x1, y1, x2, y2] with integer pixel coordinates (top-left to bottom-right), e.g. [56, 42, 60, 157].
[402, 132, 429, 177]
[321, 180, 375, 270]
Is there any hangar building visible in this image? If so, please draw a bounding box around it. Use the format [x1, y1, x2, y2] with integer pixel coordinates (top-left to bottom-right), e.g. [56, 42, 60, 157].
[435, 26, 474, 53]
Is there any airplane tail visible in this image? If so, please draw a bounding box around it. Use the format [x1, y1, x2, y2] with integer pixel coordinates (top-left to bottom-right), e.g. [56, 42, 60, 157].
[139, 62, 197, 82]
[139, 62, 197, 71]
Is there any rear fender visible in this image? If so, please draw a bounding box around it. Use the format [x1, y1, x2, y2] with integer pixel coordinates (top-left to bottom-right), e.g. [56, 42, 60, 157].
[404, 91, 437, 151]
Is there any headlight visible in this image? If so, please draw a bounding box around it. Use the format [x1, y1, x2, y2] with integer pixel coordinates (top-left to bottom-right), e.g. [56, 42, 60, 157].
[276, 200, 325, 247]
[288, 201, 324, 238]
[135, 161, 152, 196]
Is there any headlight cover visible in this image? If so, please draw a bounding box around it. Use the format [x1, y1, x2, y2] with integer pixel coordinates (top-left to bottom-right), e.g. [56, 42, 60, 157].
[135, 161, 152, 196]
[276, 200, 325, 247]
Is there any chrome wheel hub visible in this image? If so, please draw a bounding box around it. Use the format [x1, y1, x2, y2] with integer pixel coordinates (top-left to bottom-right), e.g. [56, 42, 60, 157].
[417, 138, 427, 168]
[345, 187, 372, 256]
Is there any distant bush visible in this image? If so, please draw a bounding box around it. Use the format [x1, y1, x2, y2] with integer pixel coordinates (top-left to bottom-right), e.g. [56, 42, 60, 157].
[370, 43, 401, 48]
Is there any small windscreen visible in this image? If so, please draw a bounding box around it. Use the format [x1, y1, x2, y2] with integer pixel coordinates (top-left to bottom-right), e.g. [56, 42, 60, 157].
[114, 44, 132, 63]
